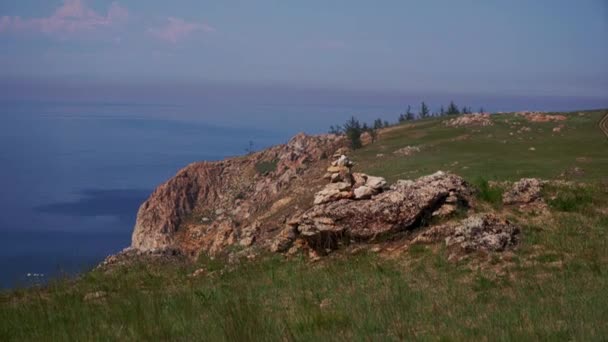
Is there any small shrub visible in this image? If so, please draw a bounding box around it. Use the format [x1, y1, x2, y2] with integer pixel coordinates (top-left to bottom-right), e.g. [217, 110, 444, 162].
[546, 187, 593, 212]
[255, 160, 278, 175]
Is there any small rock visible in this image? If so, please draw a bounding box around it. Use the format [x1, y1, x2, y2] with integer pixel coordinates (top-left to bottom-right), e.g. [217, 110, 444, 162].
[365, 176, 387, 190]
[308, 249, 321, 262]
[432, 203, 456, 217]
[319, 298, 332, 309]
[353, 185, 376, 199]
[270, 226, 297, 253]
[239, 236, 255, 247]
[393, 145, 421, 156]
[189, 268, 206, 278]
[84, 291, 107, 301]
[352, 172, 368, 188]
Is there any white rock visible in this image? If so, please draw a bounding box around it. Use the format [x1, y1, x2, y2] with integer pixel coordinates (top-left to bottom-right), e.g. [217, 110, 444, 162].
[354, 185, 376, 199]
[365, 176, 387, 190]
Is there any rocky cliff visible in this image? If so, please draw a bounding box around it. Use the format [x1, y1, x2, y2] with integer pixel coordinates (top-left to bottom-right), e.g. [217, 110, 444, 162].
[121, 132, 523, 264]
[131, 133, 345, 257]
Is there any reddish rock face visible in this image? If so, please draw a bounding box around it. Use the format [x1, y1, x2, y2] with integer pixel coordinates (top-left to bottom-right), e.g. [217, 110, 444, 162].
[132, 162, 225, 251]
[131, 133, 345, 256]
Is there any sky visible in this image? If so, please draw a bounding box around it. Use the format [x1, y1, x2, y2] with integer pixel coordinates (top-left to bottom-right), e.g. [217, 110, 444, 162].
[0, 0, 607, 99]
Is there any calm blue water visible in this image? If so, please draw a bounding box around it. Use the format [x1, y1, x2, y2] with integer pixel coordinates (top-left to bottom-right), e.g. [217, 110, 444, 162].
[0, 102, 287, 288]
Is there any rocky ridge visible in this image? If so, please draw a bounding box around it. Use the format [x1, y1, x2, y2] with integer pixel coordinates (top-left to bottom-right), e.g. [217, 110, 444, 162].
[105, 133, 531, 266]
[130, 133, 345, 257]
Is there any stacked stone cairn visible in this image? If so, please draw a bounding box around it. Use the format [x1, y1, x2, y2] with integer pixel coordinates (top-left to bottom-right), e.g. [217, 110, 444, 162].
[314, 153, 388, 205]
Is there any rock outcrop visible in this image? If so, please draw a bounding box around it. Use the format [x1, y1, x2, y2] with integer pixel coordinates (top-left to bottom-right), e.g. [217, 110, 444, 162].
[516, 112, 567, 122]
[444, 113, 493, 127]
[131, 133, 345, 256]
[413, 214, 520, 253]
[291, 171, 473, 252]
[123, 131, 523, 264]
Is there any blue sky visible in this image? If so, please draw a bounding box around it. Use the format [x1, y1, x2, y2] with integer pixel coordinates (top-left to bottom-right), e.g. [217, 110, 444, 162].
[0, 0, 607, 97]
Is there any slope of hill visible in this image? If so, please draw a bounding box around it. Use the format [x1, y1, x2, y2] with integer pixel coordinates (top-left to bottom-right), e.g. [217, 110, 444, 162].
[1, 109, 607, 340]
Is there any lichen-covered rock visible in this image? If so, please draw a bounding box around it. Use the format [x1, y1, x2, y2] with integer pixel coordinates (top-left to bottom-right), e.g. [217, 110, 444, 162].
[293, 171, 473, 251]
[503, 178, 545, 205]
[445, 214, 520, 252]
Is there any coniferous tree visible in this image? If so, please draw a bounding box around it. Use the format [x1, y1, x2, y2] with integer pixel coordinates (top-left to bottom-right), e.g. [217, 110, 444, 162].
[479, 107, 485, 114]
[398, 113, 406, 123]
[406, 105, 415, 121]
[343, 116, 362, 149]
[447, 101, 460, 115]
[373, 118, 383, 129]
[419, 102, 430, 118]
[329, 124, 343, 135]
[462, 106, 469, 114]
[384, 120, 390, 127]
[368, 128, 378, 143]
[440, 105, 445, 116]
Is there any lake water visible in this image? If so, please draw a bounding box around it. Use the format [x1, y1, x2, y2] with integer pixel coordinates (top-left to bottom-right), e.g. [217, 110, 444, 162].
[0, 102, 289, 288]
[1, 91, 606, 288]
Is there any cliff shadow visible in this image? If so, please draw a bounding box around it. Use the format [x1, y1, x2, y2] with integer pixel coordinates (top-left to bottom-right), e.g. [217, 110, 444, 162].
[33, 189, 151, 224]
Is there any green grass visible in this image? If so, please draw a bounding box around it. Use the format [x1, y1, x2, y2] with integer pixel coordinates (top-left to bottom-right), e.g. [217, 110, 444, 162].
[352, 110, 608, 183]
[1, 110, 607, 340]
[255, 159, 278, 174]
[545, 185, 595, 212]
[2, 208, 607, 341]
[474, 177, 504, 207]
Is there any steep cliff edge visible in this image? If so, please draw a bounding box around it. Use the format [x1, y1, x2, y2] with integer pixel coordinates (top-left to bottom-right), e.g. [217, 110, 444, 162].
[124, 130, 522, 264]
[131, 133, 346, 257]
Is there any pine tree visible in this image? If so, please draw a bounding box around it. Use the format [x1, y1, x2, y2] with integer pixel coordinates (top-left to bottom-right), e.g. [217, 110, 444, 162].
[406, 105, 415, 121]
[343, 116, 362, 149]
[479, 107, 485, 114]
[373, 118, 383, 129]
[419, 101, 430, 118]
[329, 124, 342, 135]
[440, 105, 445, 116]
[447, 101, 460, 115]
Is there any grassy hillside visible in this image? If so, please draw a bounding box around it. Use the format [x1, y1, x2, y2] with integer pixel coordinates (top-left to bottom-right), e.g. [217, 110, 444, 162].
[354, 110, 607, 182]
[1, 110, 607, 341]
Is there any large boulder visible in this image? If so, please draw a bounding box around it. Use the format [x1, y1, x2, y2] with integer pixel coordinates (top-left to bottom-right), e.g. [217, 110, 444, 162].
[292, 171, 473, 251]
